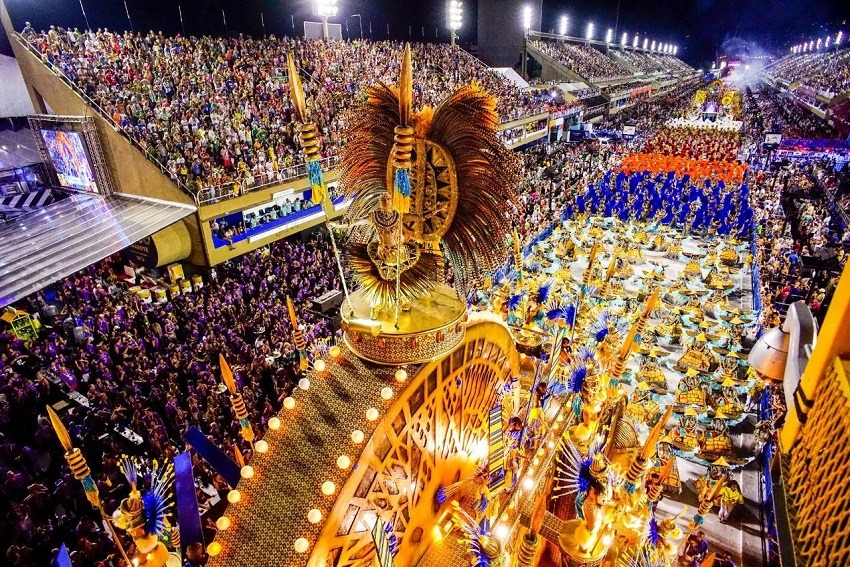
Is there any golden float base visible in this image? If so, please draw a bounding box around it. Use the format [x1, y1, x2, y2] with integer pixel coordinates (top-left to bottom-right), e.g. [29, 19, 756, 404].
[557, 520, 608, 567]
[342, 285, 467, 365]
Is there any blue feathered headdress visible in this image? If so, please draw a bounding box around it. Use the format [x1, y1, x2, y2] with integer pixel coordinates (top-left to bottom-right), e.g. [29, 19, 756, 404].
[507, 293, 523, 312]
[568, 363, 588, 394]
[576, 345, 596, 362]
[594, 325, 609, 343]
[537, 280, 553, 304]
[647, 515, 661, 546]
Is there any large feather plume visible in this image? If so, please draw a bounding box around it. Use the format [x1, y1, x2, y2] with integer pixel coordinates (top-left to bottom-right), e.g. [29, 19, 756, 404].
[428, 84, 522, 293]
[340, 82, 400, 220]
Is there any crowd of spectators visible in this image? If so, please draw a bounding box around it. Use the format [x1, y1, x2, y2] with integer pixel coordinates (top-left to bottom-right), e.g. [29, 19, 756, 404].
[532, 39, 632, 81]
[612, 49, 666, 74]
[744, 86, 841, 140]
[653, 54, 694, 74]
[0, 237, 339, 565]
[743, 86, 849, 326]
[603, 80, 652, 100]
[22, 26, 555, 198]
[765, 46, 850, 97]
[510, 140, 625, 244]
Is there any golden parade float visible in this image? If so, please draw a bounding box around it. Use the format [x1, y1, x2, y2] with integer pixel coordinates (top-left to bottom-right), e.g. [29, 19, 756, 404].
[44, 46, 769, 567]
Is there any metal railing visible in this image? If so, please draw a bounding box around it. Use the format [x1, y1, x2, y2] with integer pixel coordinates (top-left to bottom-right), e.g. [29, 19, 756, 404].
[195, 155, 340, 205]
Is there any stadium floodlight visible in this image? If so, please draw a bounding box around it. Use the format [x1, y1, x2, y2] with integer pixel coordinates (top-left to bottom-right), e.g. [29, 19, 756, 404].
[586, 21, 594, 40]
[651, 40, 657, 51]
[816, 38, 822, 50]
[447, 1, 463, 46]
[559, 15, 568, 36]
[643, 37, 648, 50]
[837, 31, 844, 45]
[826, 36, 831, 48]
[523, 5, 532, 33]
[316, 0, 338, 18]
[674, 45, 678, 55]
[621, 32, 628, 46]
[315, 0, 338, 40]
[803, 43, 808, 52]
[809, 40, 814, 50]
[606, 28, 614, 44]
[633, 34, 639, 48]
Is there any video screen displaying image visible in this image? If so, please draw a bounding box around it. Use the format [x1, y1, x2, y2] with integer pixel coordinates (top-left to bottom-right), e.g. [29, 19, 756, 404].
[39, 129, 99, 192]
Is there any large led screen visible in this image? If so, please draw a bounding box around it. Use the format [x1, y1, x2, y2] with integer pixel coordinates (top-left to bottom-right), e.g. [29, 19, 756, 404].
[39, 129, 99, 192]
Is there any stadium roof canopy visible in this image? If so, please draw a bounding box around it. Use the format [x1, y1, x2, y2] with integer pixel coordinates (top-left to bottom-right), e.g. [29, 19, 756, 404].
[0, 193, 195, 306]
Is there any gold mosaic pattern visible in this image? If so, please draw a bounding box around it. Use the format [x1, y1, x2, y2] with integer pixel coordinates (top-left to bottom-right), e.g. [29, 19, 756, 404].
[787, 357, 850, 567]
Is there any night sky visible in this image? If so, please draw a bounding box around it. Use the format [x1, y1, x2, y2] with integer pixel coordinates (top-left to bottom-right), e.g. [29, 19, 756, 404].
[2, 0, 849, 66]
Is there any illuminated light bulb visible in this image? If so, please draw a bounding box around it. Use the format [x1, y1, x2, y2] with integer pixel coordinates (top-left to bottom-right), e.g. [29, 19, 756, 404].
[602, 533, 613, 547]
[500, 512, 510, 522]
[294, 538, 310, 553]
[307, 509, 323, 524]
[227, 489, 241, 504]
[267, 417, 281, 430]
[395, 368, 408, 383]
[313, 359, 326, 372]
[495, 524, 510, 540]
[321, 481, 336, 495]
[298, 378, 311, 390]
[351, 430, 365, 443]
[283, 396, 296, 410]
[240, 465, 254, 479]
[255, 439, 268, 453]
[522, 477, 535, 490]
[536, 448, 545, 457]
[336, 455, 351, 469]
[547, 440, 556, 449]
[380, 387, 393, 400]
[329, 345, 342, 358]
[207, 541, 222, 556]
[366, 407, 379, 421]
[532, 457, 540, 466]
[216, 516, 231, 531]
[519, 353, 527, 361]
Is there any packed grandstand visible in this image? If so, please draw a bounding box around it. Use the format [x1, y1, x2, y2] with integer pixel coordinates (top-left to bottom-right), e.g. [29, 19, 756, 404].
[1, 7, 850, 567]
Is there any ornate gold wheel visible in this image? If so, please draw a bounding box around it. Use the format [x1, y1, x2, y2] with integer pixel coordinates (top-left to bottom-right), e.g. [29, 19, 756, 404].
[387, 139, 458, 243]
[309, 319, 520, 566]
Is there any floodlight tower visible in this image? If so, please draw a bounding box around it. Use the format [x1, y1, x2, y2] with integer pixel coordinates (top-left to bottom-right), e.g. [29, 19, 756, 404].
[447, 1, 463, 47]
[522, 5, 532, 77]
[315, 0, 338, 40]
[586, 21, 594, 41]
[559, 15, 568, 36]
